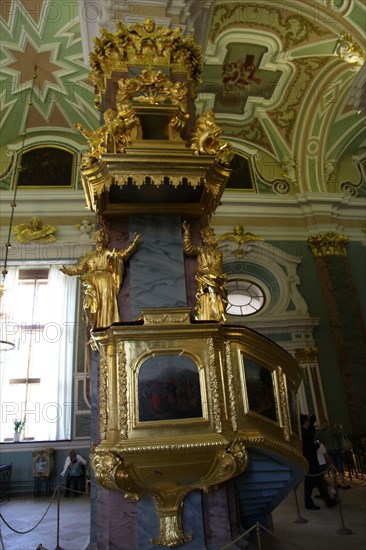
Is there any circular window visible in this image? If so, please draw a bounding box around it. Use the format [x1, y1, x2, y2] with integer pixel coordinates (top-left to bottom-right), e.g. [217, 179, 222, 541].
[226, 279, 265, 316]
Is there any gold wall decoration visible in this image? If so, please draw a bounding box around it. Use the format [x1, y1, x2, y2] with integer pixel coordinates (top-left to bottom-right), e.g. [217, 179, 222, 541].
[308, 232, 349, 256]
[336, 33, 365, 66]
[13, 216, 56, 243]
[218, 226, 263, 258]
[89, 308, 306, 547]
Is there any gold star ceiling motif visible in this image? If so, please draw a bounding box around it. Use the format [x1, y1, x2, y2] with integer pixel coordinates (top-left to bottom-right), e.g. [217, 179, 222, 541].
[0, 0, 99, 146]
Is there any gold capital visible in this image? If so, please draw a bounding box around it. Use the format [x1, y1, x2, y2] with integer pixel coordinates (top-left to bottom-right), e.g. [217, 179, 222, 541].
[308, 231, 349, 257]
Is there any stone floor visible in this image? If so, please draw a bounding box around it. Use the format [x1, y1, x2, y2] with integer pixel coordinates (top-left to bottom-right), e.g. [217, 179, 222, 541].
[0, 477, 365, 549]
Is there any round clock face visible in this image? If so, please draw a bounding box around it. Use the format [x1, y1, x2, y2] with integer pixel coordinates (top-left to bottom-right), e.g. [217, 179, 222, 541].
[226, 279, 265, 316]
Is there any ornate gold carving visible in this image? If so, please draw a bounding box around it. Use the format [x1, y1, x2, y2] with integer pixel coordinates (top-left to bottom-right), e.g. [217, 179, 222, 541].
[110, 441, 225, 455]
[308, 232, 349, 257]
[111, 174, 203, 190]
[116, 69, 189, 140]
[207, 338, 222, 433]
[224, 342, 237, 432]
[99, 345, 108, 441]
[76, 107, 139, 158]
[190, 110, 233, 166]
[118, 69, 186, 107]
[182, 221, 228, 322]
[218, 226, 263, 258]
[91, 449, 120, 491]
[91, 449, 142, 500]
[117, 341, 128, 439]
[151, 496, 193, 548]
[141, 308, 191, 325]
[13, 216, 56, 243]
[80, 157, 112, 211]
[90, 18, 202, 109]
[277, 367, 290, 441]
[336, 33, 365, 66]
[227, 438, 248, 471]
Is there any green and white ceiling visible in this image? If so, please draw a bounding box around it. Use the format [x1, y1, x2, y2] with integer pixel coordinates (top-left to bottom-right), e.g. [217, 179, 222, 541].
[0, 0, 365, 197]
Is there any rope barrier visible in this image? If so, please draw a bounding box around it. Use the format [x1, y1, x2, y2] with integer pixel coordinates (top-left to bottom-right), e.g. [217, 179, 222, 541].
[0, 483, 90, 550]
[0, 486, 58, 534]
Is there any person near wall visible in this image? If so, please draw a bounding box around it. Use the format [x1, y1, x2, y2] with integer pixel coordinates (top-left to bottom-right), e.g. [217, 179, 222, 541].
[61, 450, 87, 497]
[300, 414, 338, 510]
[317, 419, 351, 489]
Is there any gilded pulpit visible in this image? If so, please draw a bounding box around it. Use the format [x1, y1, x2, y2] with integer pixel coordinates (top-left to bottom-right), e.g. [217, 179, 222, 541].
[65, 18, 306, 549]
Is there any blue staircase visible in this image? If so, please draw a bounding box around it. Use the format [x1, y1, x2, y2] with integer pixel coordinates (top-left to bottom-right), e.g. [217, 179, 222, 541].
[234, 448, 305, 530]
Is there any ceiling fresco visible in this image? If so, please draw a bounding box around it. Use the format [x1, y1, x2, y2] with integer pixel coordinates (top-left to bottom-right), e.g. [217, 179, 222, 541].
[0, 0, 99, 149]
[0, 0, 365, 198]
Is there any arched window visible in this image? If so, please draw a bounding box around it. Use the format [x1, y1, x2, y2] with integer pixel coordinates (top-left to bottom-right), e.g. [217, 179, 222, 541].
[15, 146, 75, 188]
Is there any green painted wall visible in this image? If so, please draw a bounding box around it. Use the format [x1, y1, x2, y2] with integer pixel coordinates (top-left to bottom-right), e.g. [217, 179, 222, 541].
[0, 443, 90, 496]
[275, 241, 352, 433]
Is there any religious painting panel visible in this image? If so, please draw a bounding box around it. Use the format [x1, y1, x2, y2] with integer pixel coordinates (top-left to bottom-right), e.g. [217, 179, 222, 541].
[137, 354, 203, 422]
[241, 354, 278, 422]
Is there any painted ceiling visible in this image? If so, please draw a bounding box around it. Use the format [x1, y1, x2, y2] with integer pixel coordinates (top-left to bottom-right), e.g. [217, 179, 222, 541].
[0, 0, 365, 197]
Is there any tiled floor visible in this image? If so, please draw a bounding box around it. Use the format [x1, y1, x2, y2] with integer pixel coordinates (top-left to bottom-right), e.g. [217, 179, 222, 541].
[246, 477, 366, 550]
[0, 477, 365, 549]
[0, 493, 90, 550]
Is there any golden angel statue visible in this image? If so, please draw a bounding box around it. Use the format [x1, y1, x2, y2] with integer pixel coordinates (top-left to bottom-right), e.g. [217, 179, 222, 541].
[218, 226, 263, 258]
[182, 221, 227, 322]
[61, 229, 141, 328]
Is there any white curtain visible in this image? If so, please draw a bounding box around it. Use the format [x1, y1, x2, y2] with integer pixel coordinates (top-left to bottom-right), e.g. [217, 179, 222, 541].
[0, 266, 77, 441]
[46, 266, 78, 440]
[0, 268, 20, 440]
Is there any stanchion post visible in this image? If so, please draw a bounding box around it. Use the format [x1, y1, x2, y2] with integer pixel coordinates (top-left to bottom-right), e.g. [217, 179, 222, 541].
[54, 484, 64, 550]
[255, 522, 262, 550]
[336, 502, 354, 536]
[0, 525, 5, 550]
[293, 485, 308, 524]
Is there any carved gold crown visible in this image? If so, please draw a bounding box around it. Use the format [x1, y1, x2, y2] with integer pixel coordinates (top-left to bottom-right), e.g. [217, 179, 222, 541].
[89, 18, 203, 110]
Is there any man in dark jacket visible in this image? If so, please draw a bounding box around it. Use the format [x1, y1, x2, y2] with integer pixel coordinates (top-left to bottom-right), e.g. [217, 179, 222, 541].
[301, 414, 338, 510]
